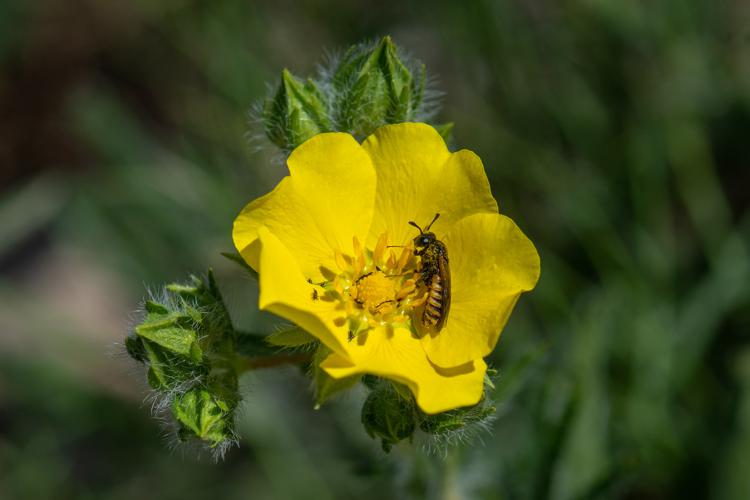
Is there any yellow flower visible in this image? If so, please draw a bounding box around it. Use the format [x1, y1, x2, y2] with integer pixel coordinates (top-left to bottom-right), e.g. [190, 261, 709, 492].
[233, 123, 540, 414]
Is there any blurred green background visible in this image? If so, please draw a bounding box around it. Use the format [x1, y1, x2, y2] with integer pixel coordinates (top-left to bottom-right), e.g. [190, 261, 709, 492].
[1, 0, 749, 499]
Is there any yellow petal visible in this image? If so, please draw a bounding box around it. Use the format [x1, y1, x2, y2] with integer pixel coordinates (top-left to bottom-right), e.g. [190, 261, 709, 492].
[320, 325, 487, 414]
[255, 226, 350, 358]
[419, 212, 540, 367]
[233, 133, 375, 280]
[362, 123, 498, 247]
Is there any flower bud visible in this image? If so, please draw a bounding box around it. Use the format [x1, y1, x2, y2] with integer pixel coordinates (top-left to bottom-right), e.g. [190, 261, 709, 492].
[333, 36, 426, 138]
[361, 381, 417, 452]
[125, 271, 240, 455]
[419, 402, 495, 436]
[173, 385, 237, 448]
[263, 69, 331, 151]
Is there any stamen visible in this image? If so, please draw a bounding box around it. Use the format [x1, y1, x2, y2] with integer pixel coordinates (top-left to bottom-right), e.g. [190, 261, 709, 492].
[326, 231, 426, 341]
[386, 252, 397, 269]
[396, 246, 412, 273]
[334, 250, 350, 272]
[354, 253, 366, 277]
[374, 232, 388, 264]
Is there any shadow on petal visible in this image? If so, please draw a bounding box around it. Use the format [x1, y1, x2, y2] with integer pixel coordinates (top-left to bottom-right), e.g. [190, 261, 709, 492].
[428, 358, 477, 377]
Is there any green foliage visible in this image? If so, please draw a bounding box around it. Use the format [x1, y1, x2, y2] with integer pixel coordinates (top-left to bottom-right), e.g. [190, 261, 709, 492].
[173, 387, 236, 448]
[126, 271, 240, 454]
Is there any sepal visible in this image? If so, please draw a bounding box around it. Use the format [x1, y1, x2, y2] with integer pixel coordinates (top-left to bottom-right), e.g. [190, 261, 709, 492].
[263, 69, 331, 151]
[312, 345, 360, 409]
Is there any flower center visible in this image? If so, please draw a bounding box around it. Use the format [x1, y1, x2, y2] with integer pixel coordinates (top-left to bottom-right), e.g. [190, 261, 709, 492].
[316, 232, 428, 341]
[353, 271, 397, 312]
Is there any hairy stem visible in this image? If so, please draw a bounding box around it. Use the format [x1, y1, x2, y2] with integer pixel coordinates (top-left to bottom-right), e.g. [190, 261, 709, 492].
[235, 353, 312, 373]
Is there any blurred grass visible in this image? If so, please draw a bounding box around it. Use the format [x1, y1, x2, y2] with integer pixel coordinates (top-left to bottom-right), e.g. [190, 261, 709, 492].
[1, 0, 749, 499]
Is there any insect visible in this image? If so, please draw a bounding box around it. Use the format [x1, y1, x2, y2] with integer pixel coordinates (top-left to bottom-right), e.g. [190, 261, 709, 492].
[409, 213, 451, 332]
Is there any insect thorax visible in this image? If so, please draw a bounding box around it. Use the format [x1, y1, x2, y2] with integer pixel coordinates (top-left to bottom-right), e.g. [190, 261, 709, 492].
[415, 239, 447, 283]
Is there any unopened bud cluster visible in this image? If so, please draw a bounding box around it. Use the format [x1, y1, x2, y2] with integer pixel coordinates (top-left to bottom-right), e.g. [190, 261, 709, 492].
[261, 36, 447, 152]
[125, 271, 240, 456]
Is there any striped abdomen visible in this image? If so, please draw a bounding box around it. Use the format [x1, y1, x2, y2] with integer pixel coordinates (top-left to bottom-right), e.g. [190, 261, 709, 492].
[422, 257, 451, 331]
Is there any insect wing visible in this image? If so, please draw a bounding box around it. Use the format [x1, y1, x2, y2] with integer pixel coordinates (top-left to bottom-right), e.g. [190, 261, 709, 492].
[434, 251, 451, 330]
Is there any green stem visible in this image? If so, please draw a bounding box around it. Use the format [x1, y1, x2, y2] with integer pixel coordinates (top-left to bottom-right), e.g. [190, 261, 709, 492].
[235, 353, 312, 373]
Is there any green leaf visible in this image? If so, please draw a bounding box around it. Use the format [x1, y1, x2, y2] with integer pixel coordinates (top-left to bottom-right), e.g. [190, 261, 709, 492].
[172, 387, 234, 447]
[135, 324, 200, 359]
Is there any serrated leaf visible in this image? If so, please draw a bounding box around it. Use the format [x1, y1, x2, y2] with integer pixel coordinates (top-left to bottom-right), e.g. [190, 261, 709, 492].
[136, 324, 198, 358]
[172, 387, 233, 447]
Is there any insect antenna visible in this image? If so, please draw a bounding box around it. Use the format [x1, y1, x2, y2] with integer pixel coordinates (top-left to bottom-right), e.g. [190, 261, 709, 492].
[424, 213, 440, 231]
[408, 221, 423, 233]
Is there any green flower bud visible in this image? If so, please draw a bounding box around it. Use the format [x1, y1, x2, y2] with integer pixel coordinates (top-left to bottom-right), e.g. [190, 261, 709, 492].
[173, 386, 236, 448]
[419, 402, 495, 436]
[361, 381, 417, 452]
[333, 36, 427, 137]
[126, 270, 240, 455]
[417, 380, 497, 450]
[263, 69, 331, 151]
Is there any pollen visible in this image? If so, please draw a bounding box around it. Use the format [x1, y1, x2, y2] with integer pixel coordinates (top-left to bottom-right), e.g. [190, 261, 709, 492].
[328, 232, 423, 337]
[354, 271, 397, 313]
